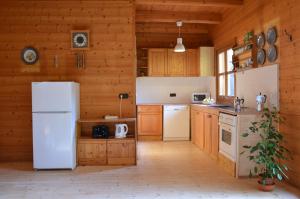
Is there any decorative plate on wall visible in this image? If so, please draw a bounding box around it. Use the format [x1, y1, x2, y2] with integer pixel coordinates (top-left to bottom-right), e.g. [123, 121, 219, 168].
[267, 45, 277, 62]
[257, 49, 266, 65]
[71, 30, 89, 50]
[267, 27, 277, 45]
[21, 47, 39, 65]
[256, 32, 265, 49]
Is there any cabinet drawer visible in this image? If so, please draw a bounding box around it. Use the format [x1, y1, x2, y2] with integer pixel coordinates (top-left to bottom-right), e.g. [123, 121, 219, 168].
[137, 105, 162, 113]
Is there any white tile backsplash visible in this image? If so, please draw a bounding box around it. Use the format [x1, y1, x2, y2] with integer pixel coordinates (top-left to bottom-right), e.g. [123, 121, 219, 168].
[236, 64, 279, 109]
[136, 77, 216, 104]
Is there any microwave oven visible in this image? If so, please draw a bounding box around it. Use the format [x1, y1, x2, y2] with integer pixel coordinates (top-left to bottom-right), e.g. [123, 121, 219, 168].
[192, 93, 209, 103]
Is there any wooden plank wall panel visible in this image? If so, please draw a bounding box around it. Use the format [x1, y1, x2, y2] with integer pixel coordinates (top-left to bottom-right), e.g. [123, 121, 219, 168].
[0, 0, 136, 162]
[211, 0, 300, 188]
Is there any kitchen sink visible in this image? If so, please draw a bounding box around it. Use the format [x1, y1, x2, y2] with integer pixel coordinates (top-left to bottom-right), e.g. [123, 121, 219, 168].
[207, 104, 232, 108]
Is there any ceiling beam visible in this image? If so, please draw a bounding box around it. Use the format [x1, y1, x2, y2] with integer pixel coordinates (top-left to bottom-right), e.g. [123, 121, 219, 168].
[136, 10, 221, 24]
[135, 0, 243, 8]
[136, 23, 209, 34]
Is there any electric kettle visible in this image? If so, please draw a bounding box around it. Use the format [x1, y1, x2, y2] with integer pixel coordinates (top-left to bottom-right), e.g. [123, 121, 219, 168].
[256, 93, 267, 112]
[115, 124, 128, 138]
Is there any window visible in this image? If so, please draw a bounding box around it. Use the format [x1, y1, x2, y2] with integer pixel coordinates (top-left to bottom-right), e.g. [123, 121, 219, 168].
[217, 48, 235, 102]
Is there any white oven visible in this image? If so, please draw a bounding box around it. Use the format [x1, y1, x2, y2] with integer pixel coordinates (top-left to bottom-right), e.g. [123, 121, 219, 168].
[219, 113, 237, 162]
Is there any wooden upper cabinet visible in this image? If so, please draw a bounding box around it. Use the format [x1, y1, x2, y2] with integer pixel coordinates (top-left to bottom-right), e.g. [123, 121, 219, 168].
[199, 47, 215, 76]
[147, 48, 209, 77]
[186, 49, 199, 76]
[148, 49, 167, 76]
[167, 49, 186, 76]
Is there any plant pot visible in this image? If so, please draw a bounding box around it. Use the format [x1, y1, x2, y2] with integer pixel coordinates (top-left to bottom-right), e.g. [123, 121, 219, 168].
[258, 180, 276, 192]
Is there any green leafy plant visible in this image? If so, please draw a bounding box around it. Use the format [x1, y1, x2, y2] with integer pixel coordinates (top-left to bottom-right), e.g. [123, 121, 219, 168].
[241, 107, 291, 185]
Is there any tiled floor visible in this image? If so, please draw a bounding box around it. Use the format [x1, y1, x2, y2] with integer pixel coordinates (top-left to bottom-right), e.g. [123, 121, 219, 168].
[0, 141, 299, 199]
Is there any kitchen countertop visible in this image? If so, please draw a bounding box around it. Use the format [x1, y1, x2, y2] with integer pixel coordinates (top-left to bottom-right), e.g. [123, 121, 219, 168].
[136, 103, 190, 106]
[191, 104, 260, 116]
[137, 103, 260, 115]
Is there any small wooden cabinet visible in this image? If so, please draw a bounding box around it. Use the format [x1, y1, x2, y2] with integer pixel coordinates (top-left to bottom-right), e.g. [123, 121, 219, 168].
[191, 105, 219, 160]
[77, 118, 137, 166]
[137, 105, 163, 140]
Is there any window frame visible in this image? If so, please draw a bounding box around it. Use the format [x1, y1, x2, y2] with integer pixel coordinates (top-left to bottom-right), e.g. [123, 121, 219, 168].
[216, 47, 236, 104]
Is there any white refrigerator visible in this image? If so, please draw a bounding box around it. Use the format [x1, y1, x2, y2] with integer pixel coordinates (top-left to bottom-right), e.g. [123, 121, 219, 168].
[32, 82, 80, 170]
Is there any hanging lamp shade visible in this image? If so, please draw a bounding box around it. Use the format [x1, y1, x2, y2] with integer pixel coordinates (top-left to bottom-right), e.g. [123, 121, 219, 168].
[174, 21, 186, 52]
[174, 38, 185, 52]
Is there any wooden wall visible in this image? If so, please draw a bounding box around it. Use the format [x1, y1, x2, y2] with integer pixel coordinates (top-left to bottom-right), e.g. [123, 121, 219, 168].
[211, 0, 300, 188]
[0, 0, 136, 161]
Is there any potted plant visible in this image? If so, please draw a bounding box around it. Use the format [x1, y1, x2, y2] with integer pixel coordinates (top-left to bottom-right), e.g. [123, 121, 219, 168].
[241, 107, 291, 192]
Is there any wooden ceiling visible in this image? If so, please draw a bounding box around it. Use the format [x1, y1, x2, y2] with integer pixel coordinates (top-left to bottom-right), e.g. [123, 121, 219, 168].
[135, 0, 244, 48]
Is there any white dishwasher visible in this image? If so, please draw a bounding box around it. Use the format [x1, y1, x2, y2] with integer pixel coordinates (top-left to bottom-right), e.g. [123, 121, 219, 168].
[163, 105, 190, 141]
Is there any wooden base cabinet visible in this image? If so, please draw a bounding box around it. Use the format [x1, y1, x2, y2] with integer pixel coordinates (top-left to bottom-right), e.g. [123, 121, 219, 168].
[191, 109, 205, 149]
[191, 106, 219, 160]
[211, 114, 219, 159]
[137, 105, 162, 141]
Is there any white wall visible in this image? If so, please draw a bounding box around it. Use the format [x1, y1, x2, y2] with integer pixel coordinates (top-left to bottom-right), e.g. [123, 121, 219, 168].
[136, 77, 216, 104]
[236, 64, 279, 109]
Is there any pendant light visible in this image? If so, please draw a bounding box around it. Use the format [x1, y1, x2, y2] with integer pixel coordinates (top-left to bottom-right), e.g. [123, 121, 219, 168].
[174, 21, 186, 52]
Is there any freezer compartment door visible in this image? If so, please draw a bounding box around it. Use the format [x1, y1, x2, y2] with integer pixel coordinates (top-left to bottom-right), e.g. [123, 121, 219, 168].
[32, 82, 77, 112]
[32, 112, 76, 169]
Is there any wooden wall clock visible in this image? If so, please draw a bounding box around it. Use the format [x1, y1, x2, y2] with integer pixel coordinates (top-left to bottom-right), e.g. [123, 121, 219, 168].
[71, 30, 90, 50]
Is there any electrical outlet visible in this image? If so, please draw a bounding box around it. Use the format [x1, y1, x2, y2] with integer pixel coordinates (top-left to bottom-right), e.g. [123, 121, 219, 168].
[170, 93, 176, 97]
[119, 93, 129, 99]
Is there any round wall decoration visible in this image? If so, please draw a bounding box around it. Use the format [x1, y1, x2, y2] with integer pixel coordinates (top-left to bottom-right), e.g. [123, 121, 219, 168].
[21, 47, 39, 65]
[267, 27, 277, 45]
[256, 32, 265, 49]
[257, 49, 266, 65]
[267, 45, 277, 62]
[71, 30, 89, 50]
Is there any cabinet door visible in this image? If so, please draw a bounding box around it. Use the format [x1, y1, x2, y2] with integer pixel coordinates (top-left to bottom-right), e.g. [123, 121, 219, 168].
[148, 49, 166, 76]
[167, 49, 186, 76]
[107, 140, 136, 165]
[204, 113, 212, 154]
[195, 110, 205, 150]
[137, 106, 162, 136]
[78, 140, 107, 165]
[211, 114, 219, 159]
[186, 49, 199, 76]
[199, 47, 215, 76]
[191, 109, 196, 144]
